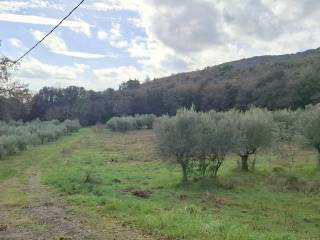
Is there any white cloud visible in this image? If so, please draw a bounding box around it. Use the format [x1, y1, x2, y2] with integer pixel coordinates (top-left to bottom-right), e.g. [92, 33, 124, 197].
[15, 57, 139, 91]
[111, 40, 128, 48]
[19, 57, 88, 80]
[32, 30, 67, 51]
[142, 0, 225, 53]
[15, 56, 147, 90]
[108, 23, 122, 40]
[90, 0, 248, 78]
[7, 0, 320, 91]
[88, 0, 320, 57]
[93, 66, 147, 89]
[118, 0, 320, 80]
[127, 37, 180, 77]
[32, 30, 112, 59]
[97, 23, 128, 48]
[128, 17, 144, 29]
[0, 13, 92, 36]
[0, 0, 62, 13]
[15, 57, 91, 90]
[85, 0, 138, 12]
[52, 50, 109, 59]
[8, 38, 26, 50]
[97, 31, 108, 40]
[220, 0, 284, 40]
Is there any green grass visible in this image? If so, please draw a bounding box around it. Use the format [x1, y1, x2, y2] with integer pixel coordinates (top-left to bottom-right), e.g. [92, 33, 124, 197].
[39, 129, 320, 240]
[0, 130, 84, 181]
[0, 130, 85, 231]
[1, 128, 320, 239]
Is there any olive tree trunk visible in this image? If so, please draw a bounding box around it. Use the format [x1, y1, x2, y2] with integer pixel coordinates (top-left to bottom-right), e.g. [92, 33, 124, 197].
[317, 147, 320, 169]
[177, 156, 189, 183]
[241, 155, 249, 172]
[181, 163, 188, 183]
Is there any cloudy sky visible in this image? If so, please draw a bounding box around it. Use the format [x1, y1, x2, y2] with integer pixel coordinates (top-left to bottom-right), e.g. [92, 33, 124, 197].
[1, 0, 320, 91]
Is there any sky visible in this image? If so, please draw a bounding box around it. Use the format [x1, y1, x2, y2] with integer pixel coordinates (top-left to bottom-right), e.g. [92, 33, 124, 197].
[1, 0, 320, 91]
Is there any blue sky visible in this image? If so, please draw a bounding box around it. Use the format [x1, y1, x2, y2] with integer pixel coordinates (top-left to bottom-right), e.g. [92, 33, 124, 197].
[1, 0, 320, 91]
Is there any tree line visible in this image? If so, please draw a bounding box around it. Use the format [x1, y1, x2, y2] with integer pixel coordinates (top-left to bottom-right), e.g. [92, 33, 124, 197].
[1, 47, 320, 125]
[3, 71, 320, 126]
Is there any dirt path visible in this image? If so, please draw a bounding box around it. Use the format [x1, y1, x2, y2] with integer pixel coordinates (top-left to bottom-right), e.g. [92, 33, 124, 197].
[0, 170, 157, 240]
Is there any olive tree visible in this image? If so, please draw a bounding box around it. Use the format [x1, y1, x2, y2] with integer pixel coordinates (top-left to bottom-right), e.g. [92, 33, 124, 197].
[233, 108, 274, 171]
[298, 106, 320, 168]
[106, 117, 119, 131]
[106, 116, 137, 132]
[0, 143, 6, 159]
[0, 136, 18, 155]
[140, 114, 156, 129]
[0, 119, 80, 159]
[273, 109, 299, 165]
[107, 114, 156, 132]
[154, 109, 198, 182]
[194, 112, 238, 177]
[64, 119, 81, 135]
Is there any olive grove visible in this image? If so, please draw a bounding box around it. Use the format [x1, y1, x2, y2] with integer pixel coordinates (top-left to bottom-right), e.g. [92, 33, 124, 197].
[154, 106, 320, 182]
[0, 119, 80, 159]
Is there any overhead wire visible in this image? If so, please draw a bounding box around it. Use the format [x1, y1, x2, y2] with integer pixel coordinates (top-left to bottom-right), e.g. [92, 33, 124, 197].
[11, 0, 85, 66]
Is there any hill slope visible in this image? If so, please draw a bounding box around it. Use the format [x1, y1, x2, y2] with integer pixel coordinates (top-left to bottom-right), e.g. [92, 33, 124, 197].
[135, 47, 320, 112]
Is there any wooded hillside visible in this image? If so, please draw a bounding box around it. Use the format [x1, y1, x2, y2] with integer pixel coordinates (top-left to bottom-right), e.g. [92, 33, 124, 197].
[1, 48, 320, 125]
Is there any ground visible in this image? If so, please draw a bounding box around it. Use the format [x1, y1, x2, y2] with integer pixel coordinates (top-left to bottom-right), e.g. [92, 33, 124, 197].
[1, 128, 320, 240]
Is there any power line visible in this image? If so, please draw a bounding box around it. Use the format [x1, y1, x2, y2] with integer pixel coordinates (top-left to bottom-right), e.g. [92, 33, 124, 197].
[12, 0, 85, 65]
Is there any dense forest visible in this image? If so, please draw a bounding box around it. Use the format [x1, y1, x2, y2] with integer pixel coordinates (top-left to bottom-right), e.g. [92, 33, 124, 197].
[1, 48, 320, 125]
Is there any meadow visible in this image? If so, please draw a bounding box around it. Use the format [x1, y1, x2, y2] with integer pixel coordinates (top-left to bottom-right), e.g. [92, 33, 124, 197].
[1, 127, 319, 239]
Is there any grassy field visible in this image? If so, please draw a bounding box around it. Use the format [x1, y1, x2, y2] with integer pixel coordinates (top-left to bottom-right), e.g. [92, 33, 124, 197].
[0, 131, 88, 238]
[1, 128, 320, 239]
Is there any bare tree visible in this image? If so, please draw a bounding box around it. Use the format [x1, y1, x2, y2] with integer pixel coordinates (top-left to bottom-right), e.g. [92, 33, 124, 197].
[0, 57, 27, 98]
